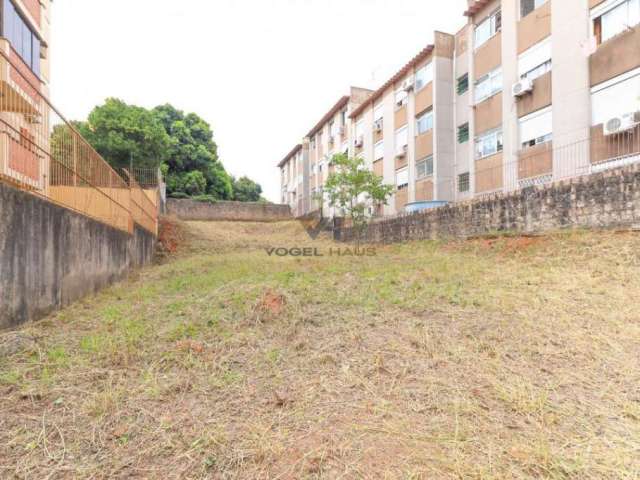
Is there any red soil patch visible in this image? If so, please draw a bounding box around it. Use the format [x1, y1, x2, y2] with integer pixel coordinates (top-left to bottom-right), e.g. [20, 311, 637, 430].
[158, 217, 186, 255]
[253, 289, 287, 321]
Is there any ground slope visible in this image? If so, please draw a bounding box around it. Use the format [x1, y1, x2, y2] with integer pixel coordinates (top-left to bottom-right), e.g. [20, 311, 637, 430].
[1, 220, 639, 479]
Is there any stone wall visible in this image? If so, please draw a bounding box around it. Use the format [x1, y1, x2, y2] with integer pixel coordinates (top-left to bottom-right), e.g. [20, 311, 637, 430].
[0, 182, 155, 329]
[167, 199, 291, 222]
[334, 164, 640, 243]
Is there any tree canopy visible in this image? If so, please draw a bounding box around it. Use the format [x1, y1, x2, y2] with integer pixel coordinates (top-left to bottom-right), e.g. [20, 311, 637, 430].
[74, 98, 263, 202]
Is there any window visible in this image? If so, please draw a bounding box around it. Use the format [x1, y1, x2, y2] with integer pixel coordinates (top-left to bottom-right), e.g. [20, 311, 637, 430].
[518, 37, 552, 81]
[416, 109, 434, 135]
[591, 68, 640, 125]
[521, 0, 548, 18]
[329, 121, 336, 138]
[396, 167, 409, 189]
[310, 137, 316, 150]
[475, 68, 503, 103]
[519, 107, 553, 149]
[416, 156, 434, 179]
[457, 73, 469, 95]
[340, 109, 347, 126]
[475, 129, 503, 159]
[374, 140, 384, 160]
[458, 172, 470, 193]
[311, 162, 317, 175]
[475, 9, 502, 49]
[395, 126, 408, 152]
[3, 0, 41, 76]
[373, 103, 384, 122]
[395, 89, 408, 108]
[593, 0, 640, 45]
[458, 123, 470, 143]
[355, 120, 364, 139]
[415, 63, 433, 90]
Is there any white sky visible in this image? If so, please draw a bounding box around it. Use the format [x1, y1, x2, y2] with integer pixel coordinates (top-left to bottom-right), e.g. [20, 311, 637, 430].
[51, 0, 467, 202]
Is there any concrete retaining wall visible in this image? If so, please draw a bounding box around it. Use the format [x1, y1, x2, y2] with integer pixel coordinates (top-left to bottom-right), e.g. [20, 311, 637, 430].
[167, 199, 291, 222]
[0, 182, 155, 329]
[334, 164, 640, 243]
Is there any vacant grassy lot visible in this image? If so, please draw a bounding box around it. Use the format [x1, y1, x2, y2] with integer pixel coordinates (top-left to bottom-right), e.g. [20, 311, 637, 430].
[1, 220, 640, 479]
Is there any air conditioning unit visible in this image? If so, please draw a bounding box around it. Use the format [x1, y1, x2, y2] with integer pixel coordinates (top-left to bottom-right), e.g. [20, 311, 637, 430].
[374, 119, 383, 132]
[604, 112, 640, 136]
[395, 144, 408, 158]
[512, 78, 533, 97]
[403, 76, 415, 92]
[354, 136, 364, 148]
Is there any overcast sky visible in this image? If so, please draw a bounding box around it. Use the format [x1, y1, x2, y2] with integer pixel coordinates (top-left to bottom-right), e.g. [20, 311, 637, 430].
[51, 0, 467, 201]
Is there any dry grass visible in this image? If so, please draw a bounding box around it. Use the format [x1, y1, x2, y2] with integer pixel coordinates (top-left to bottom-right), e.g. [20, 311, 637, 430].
[1, 220, 640, 479]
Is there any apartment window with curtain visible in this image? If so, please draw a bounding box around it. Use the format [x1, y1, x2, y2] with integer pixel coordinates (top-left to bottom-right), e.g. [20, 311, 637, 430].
[395, 126, 408, 155]
[475, 129, 503, 159]
[395, 89, 408, 108]
[521, 0, 548, 18]
[458, 123, 470, 143]
[2, 0, 41, 76]
[416, 109, 434, 135]
[519, 107, 553, 149]
[458, 172, 470, 193]
[475, 9, 502, 49]
[593, 0, 640, 45]
[591, 68, 640, 126]
[374, 140, 384, 160]
[416, 156, 434, 179]
[373, 104, 384, 130]
[457, 73, 469, 95]
[415, 63, 433, 90]
[518, 37, 552, 81]
[396, 167, 409, 190]
[475, 68, 503, 103]
[355, 120, 364, 141]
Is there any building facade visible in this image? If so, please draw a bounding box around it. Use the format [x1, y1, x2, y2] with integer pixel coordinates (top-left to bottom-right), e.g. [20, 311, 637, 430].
[278, 0, 640, 217]
[0, 0, 52, 191]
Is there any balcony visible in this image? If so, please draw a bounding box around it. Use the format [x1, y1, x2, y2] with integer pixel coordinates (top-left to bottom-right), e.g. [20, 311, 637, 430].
[590, 25, 640, 87]
[518, 141, 553, 186]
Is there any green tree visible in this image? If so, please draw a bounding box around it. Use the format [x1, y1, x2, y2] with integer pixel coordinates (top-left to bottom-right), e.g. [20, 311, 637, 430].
[152, 104, 234, 199]
[75, 98, 170, 169]
[232, 176, 263, 202]
[323, 154, 394, 243]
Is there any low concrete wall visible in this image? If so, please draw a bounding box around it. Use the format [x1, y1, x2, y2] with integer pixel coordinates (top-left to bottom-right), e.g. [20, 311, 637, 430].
[335, 164, 640, 243]
[0, 182, 155, 329]
[167, 199, 291, 222]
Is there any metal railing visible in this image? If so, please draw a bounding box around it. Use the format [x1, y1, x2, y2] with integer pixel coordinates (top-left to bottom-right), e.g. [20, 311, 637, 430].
[0, 41, 158, 235]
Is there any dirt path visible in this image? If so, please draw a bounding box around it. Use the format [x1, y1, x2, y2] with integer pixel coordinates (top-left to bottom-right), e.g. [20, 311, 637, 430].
[1, 220, 640, 479]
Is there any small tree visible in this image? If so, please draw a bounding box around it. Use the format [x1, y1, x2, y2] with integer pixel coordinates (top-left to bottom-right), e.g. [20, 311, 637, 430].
[323, 154, 394, 243]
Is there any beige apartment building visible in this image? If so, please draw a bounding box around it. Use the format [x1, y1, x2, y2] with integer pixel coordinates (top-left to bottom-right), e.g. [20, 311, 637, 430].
[279, 0, 640, 216]
[458, 0, 640, 198]
[279, 87, 372, 217]
[349, 33, 456, 215]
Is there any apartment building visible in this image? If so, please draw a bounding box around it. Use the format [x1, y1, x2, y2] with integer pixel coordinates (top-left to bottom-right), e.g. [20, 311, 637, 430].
[279, 86, 372, 217]
[278, 144, 304, 216]
[0, 0, 52, 190]
[278, 0, 640, 216]
[457, 0, 640, 198]
[349, 33, 456, 215]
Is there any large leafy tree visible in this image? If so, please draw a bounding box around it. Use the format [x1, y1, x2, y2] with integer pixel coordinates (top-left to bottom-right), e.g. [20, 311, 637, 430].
[76, 98, 170, 169]
[232, 176, 263, 202]
[153, 104, 233, 199]
[74, 99, 262, 202]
